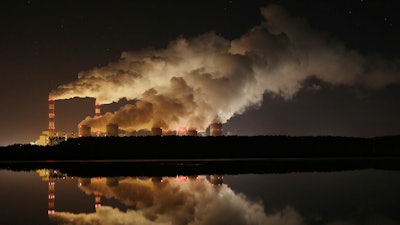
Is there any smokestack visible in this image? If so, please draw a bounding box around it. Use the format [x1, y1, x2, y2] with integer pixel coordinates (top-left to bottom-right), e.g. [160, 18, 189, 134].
[78, 125, 91, 137]
[210, 122, 223, 136]
[187, 129, 198, 136]
[151, 127, 162, 136]
[48, 98, 55, 133]
[95, 101, 101, 118]
[106, 123, 119, 137]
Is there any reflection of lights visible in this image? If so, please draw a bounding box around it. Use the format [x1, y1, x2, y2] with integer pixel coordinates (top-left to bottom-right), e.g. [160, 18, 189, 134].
[177, 175, 189, 182]
[48, 209, 55, 214]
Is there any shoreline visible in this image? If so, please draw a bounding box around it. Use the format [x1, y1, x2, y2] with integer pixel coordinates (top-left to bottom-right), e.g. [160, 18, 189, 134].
[2, 157, 400, 177]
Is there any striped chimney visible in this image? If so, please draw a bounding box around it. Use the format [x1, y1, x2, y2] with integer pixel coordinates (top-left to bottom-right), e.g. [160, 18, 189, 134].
[48, 98, 55, 132]
[95, 101, 101, 117]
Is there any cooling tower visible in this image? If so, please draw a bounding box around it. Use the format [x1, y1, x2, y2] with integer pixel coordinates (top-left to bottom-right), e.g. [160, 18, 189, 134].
[106, 123, 119, 137]
[151, 127, 162, 136]
[187, 129, 198, 136]
[78, 125, 91, 137]
[210, 122, 223, 136]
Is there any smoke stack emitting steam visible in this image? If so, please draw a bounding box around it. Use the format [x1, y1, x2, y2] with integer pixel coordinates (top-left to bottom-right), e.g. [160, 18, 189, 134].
[49, 5, 400, 134]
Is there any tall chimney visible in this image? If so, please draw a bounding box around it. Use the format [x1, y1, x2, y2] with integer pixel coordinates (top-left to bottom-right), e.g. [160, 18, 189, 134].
[48, 98, 55, 132]
[95, 101, 101, 118]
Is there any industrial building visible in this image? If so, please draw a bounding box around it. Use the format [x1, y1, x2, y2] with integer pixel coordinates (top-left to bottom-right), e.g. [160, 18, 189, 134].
[35, 97, 223, 145]
[36, 130, 77, 146]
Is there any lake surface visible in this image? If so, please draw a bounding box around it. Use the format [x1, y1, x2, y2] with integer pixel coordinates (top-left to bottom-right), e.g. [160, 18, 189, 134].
[0, 166, 399, 225]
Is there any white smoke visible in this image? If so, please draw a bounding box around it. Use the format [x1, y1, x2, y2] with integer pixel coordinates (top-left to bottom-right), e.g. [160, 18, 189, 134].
[48, 176, 400, 225]
[49, 176, 305, 225]
[49, 4, 400, 133]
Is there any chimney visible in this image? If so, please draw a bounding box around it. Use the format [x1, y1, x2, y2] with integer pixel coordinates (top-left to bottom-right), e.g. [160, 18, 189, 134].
[48, 98, 55, 133]
[95, 101, 101, 118]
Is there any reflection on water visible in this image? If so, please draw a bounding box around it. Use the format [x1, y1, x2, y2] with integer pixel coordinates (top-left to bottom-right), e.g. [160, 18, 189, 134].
[0, 168, 399, 225]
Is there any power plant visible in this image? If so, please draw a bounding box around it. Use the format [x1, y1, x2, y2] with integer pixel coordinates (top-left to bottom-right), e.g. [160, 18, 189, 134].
[35, 97, 223, 145]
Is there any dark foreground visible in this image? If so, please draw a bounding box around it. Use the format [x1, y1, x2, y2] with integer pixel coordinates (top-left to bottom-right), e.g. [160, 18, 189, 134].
[1, 135, 400, 177]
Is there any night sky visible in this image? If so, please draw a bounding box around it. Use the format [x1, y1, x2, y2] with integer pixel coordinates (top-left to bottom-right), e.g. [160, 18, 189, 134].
[1, 0, 400, 146]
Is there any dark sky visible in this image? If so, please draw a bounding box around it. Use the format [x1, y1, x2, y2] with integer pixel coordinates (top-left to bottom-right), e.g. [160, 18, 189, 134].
[1, 0, 400, 146]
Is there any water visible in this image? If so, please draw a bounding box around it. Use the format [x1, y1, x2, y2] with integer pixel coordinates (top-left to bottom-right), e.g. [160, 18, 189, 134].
[0, 167, 399, 225]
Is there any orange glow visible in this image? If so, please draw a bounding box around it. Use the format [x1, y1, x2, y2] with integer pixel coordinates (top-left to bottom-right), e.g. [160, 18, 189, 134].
[177, 175, 189, 182]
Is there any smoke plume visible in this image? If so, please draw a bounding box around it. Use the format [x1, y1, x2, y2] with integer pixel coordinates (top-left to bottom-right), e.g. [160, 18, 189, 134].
[49, 176, 305, 225]
[49, 4, 400, 133]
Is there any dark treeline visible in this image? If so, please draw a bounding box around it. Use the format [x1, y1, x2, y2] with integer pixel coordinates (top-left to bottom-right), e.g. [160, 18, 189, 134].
[1, 135, 400, 161]
[1, 135, 400, 177]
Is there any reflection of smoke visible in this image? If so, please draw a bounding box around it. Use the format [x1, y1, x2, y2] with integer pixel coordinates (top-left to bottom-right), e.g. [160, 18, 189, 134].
[49, 176, 305, 225]
[49, 4, 400, 132]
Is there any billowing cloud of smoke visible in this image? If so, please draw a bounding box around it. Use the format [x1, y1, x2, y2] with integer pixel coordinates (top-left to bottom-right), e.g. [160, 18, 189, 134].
[49, 4, 400, 132]
[49, 176, 305, 225]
